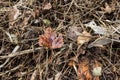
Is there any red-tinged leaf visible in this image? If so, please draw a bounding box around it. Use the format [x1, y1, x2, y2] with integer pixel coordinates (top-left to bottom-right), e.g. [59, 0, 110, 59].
[51, 33, 64, 49]
[39, 27, 64, 49]
[78, 59, 92, 80]
[39, 35, 51, 48]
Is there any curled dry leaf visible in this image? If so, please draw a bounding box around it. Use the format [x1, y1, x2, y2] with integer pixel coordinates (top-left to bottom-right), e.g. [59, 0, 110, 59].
[9, 5, 21, 28]
[32, 6, 40, 19]
[43, 3, 52, 10]
[92, 67, 102, 77]
[84, 21, 107, 35]
[77, 31, 91, 45]
[78, 59, 92, 80]
[39, 27, 64, 49]
[101, 2, 115, 14]
[92, 60, 102, 80]
[67, 26, 82, 41]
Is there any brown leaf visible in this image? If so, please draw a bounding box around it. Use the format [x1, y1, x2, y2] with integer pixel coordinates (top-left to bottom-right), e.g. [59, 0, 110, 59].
[101, 2, 115, 14]
[39, 27, 64, 49]
[32, 6, 40, 18]
[9, 5, 21, 28]
[43, 3, 52, 10]
[77, 31, 91, 45]
[78, 59, 92, 80]
[68, 57, 78, 67]
[67, 26, 82, 41]
[68, 61, 75, 67]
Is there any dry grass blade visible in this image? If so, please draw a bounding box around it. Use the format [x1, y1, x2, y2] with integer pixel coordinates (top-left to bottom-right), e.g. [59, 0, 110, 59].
[0, 45, 20, 68]
[30, 70, 37, 80]
[55, 72, 62, 80]
[88, 37, 112, 48]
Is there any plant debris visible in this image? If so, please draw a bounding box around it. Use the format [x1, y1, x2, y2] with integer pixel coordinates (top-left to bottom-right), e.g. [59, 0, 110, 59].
[88, 37, 112, 48]
[0, 0, 120, 80]
[43, 3, 52, 10]
[101, 2, 115, 14]
[39, 27, 64, 49]
[77, 31, 91, 45]
[77, 59, 92, 80]
[85, 21, 108, 35]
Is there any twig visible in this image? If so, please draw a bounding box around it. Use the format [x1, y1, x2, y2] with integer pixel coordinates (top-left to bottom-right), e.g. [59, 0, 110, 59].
[30, 70, 37, 80]
[0, 65, 22, 76]
[0, 45, 20, 68]
[0, 47, 42, 60]
[65, 0, 74, 15]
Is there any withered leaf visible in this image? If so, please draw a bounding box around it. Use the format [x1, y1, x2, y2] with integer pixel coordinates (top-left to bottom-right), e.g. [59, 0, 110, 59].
[8, 4, 22, 28]
[92, 60, 102, 80]
[101, 2, 115, 14]
[88, 37, 112, 48]
[85, 21, 107, 35]
[67, 26, 82, 41]
[43, 3, 52, 10]
[39, 27, 64, 49]
[78, 59, 92, 80]
[77, 31, 91, 45]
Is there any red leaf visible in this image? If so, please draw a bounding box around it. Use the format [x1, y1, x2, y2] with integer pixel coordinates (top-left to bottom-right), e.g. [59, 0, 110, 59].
[39, 27, 64, 49]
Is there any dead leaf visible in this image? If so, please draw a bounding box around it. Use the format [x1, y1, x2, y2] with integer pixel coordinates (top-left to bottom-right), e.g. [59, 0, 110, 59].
[92, 60, 102, 80]
[9, 5, 21, 21]
[32, 6, 40, 19]
[77, 31, 91, 45]
[43, 3, 52, 10]
[88, 37, 112, 48]
[85, 21, 107, 35]
[78, 59, 92, 80]
[39, 27, 64, 49]
[9, 5, 21, 28]
[92, 67, 102, 77]
[22, 16, 30, 27]
[67, 26, 82, 41]
[68, 61, 75, 67]
[68, 56, 78, 67]
[101, 2, 115, 14]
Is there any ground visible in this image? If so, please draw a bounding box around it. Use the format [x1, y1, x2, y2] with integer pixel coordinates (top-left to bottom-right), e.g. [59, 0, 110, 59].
[0, 0, 120, 80]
